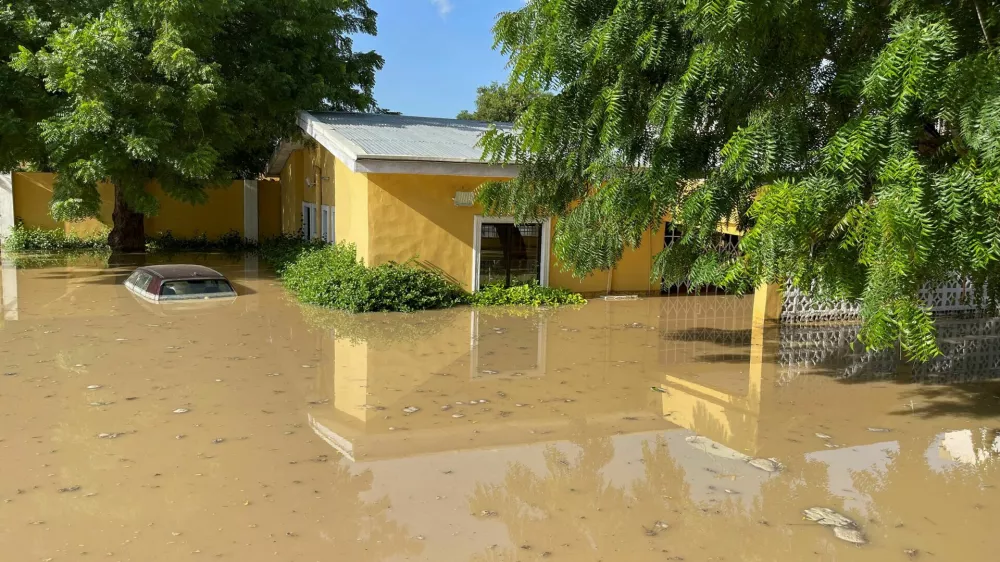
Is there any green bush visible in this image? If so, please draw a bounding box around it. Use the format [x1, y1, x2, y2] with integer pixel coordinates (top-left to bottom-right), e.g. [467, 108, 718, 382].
[145, 229, 248, 253]
[255, 233, 325, 275]
[1, 223, 110, 251]
[280, 243, 468, 313]
[471, 282, 586, 307]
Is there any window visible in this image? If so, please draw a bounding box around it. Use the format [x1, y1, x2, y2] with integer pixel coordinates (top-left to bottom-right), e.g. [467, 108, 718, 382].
[473, 217, 550, 290]
[302, 202, 317, 240]
[159, 279, 236, 300]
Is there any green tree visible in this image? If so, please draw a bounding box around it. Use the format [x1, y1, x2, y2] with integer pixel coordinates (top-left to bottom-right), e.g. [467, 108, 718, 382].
[479, 0, 1000, 359]
[456, 81, 547, 122]
[6, 0, 382, 251]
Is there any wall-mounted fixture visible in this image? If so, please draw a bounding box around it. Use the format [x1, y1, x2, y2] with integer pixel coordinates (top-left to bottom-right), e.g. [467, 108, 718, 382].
[453, 191, 475, 207]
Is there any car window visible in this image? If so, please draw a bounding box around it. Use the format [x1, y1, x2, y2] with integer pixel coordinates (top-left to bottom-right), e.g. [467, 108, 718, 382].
[128, 270, 153, 294]
[160, 279, 235, 298]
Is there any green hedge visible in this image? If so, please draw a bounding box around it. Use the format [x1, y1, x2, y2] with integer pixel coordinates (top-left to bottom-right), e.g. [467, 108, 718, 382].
[279, 243, 469, 313]
[1, 223, 110, 251]
[471, 282, 587, 307]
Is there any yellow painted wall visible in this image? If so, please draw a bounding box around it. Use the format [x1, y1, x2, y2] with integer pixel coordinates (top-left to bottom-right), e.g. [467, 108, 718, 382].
[280, 150, 306, 235]
[365, 172, 484, 286]
[258, 179, 282, 239]
[11, 173, 113, 236]
[12, 172, 253, 239]
[144, 181, 244, 238]
[364, 171, 666, 293]
[334, 158, 369, 262]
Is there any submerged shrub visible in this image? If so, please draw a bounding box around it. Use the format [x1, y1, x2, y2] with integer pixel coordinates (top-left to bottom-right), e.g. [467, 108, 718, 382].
[471, 282, 586, 307]
[256, 233, 325, 275]
[1, 223, 109, 252]
[280, 243, 468, 313]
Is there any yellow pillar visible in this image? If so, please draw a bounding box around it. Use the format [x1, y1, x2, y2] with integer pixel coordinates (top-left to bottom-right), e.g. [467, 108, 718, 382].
[752, 283, 782, 326]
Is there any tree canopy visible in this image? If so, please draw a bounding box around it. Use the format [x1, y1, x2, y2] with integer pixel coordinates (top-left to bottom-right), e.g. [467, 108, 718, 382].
[478, 0, 1000, 359]
[457, 81, 548, 122]
[3, 0, 382, 249]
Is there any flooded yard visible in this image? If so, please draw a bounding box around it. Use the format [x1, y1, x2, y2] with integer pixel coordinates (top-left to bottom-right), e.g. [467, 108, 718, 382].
[1, 255, 999, 561]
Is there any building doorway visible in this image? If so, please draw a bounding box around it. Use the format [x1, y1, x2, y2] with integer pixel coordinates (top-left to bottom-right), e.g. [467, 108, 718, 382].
[472, 216, 550, 290]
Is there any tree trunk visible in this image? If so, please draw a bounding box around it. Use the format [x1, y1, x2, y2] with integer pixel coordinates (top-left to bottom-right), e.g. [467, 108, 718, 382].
[108, 184, 145, 252]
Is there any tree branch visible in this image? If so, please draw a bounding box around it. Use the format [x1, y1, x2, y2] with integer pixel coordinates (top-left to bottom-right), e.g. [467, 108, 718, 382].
[974, 0, 992, 49]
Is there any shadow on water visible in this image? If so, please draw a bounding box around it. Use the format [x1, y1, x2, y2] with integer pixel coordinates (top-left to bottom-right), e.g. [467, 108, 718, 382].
[777, 316, 1000, 418]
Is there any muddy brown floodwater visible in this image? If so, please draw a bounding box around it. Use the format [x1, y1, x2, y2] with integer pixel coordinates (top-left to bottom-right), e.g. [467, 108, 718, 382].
[2, 254, 999, 561]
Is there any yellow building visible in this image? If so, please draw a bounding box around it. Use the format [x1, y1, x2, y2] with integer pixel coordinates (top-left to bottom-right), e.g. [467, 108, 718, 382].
[268, 111, 695, 295]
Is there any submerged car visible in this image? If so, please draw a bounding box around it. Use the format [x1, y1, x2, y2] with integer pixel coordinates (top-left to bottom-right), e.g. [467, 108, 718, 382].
[124, 265, 237, 303]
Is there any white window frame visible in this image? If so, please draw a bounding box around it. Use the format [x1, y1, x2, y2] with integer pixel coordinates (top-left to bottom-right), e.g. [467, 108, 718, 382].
[321, 204, 334, 243]
[302, 202, 317, 240]
[471, 215, 551, 291]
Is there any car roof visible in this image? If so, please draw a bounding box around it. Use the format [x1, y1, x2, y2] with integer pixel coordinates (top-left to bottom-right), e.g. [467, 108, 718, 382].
[137, 265, 227, 280]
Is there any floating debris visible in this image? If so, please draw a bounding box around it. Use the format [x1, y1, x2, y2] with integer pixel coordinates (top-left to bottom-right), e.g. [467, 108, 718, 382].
[173, 408, 190, 414]
[212, 438, 226, 444]
[904, 548, 919, 558]
[440, 405, 452, 411]
[650, 386, 668, 393]
[748, 458, 784, 473]
[804, 507, 867, 545]
[86, 385, 102, 390]
[403, 406, 420, 414]
[868, 427, 893, 433]
[815, 432, 833, 440]
[97, 433, 123, 439]
[452, 414, 465, 418]
[480, 510, 498, 517]
[2, 372, 16, 376]
[481, 369, 499, 375]
[803, 507, 855, 527]
[57, 485, 81, 493]
[833, 525, 868, 545]
[90, 401, 113, 407]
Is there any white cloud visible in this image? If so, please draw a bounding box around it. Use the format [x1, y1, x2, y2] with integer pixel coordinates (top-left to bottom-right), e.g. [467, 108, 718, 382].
[431, 0, 453, 17]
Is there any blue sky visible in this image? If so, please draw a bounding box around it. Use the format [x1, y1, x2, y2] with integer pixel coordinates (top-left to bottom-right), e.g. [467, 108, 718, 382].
[353, 1, 525, 118]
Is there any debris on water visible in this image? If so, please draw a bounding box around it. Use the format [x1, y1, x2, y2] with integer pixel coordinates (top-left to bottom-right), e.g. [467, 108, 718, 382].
[833, 525, 868, 545]
[815, 432, 832, 440]
[212, 438, 225, 444]
[481, 369, 499, 375]
[402, 406, 420, 414]
[87, 385, 102, 390]
[440, 404, 452, 411]
[125, 396, 138, 401]
[416, 535, 426, 540]
[497, 391, 507, 398]
[904, 549, 919, 558]
[97, 433, 123, 439]
[650, 386, 668, 393]
[480, 510, 498, 517]
[176, 434, 186, 440]
[90, 401, 113, 406]
[455, 401, 464, 405]
[803, 507, 867, 544]
[803, 507, 856, 527]
[686, 435, 752, 461]
[452, 414, 465, 418]
[868, 427, 892, 433]
[748, 458, 783, 473]
[515, 403, 525, 407]
[58, 485, 81, 493]
[2, 372, 16, 376]
[173, 408, 189, 414]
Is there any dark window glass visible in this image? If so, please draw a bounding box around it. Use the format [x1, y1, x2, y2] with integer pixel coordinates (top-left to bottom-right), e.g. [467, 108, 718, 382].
[160, 279, 235, 297]
[479, 223, 542, 288]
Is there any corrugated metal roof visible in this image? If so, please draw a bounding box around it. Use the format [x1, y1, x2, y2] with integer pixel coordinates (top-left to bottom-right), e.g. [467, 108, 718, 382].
[304, 112, 513, 162]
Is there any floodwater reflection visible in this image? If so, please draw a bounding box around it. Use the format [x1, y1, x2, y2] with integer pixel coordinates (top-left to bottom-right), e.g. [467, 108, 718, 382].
[1, 255, 999, 561]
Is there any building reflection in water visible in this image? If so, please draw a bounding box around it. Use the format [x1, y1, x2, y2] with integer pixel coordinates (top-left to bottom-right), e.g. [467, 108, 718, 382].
[304, 292, 1000, 560]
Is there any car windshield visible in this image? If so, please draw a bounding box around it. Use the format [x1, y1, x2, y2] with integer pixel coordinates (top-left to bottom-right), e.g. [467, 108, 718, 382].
[159, 279, 235, 298]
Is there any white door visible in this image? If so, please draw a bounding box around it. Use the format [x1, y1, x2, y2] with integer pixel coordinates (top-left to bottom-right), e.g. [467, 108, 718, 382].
[302, 202, 317, 240]
[321, 205, 331, 243]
